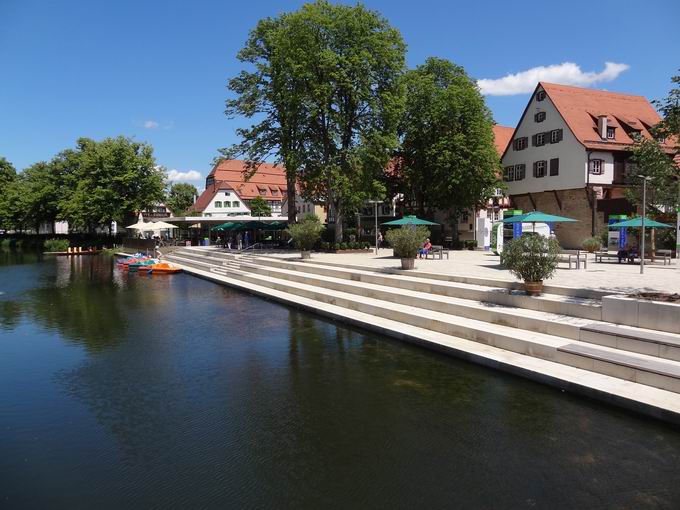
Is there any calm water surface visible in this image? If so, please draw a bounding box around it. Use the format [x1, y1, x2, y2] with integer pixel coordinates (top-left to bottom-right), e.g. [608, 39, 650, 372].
[1, 251, 680, 509]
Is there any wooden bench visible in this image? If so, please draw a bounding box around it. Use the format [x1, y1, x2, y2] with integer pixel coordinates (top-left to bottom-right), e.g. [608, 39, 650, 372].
[425, 245, 450, 260]
[559, 250, 587, 269]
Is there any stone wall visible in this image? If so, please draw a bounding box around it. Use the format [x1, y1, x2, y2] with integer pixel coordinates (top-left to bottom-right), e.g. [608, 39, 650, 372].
[511, 189, 606, 249]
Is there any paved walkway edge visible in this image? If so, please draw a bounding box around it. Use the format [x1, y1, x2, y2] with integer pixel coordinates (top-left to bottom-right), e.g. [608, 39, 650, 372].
[178, 263, 680, 426]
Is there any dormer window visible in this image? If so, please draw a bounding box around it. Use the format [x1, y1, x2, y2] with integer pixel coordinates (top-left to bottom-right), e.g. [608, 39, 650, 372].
[534, 111, 546, 122]
[606, 127, 615, 139]
[536, 91, 546, 101]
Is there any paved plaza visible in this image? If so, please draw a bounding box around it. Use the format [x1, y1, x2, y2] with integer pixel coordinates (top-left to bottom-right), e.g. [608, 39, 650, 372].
[277, 249, 680, 294]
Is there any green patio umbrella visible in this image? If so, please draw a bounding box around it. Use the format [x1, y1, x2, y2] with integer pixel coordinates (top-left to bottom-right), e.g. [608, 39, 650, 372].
[381, 215, 439, 226]
[501, 211, 577, 224]
[608, 217, 673, 229]
[211, 222, 244, 231]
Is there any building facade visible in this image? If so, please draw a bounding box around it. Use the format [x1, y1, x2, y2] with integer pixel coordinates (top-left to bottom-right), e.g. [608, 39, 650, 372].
[501, 82, 674, 248]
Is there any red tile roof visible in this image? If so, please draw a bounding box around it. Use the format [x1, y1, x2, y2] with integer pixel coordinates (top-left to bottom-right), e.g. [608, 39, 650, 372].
[492, 125, 514, 156]
[189, 159, 287, 213]
[540, 82, 673, 152]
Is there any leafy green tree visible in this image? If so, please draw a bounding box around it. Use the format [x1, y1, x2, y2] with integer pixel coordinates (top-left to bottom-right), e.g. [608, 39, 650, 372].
[293, 1, 406, 243]
[652, 71, 680, 144]
[248, 195, 272, 217]
[221, 11, 310, 224]
[18, 161, 66, 233]
[166, 182, 197, 216]
[223, 1, 405, 242]
[59, 137, 165, 232]
[0, 157, 17, 230]
[397, 57, 501, 231]
[626, 135, 678, 214]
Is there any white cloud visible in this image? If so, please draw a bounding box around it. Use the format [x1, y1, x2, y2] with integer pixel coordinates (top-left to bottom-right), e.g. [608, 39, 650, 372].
[143, 120, 159, 129]
[478, 62, 630, 96]
[166, 169, 202, 181]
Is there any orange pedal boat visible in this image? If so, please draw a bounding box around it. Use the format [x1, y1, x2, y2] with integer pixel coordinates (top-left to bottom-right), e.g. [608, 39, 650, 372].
[145, 262, 182, 274]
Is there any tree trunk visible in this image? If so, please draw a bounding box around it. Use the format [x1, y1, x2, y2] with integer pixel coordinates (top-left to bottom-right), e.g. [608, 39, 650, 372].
[334, 204, 343, 244]
[286, 172, 296, 224]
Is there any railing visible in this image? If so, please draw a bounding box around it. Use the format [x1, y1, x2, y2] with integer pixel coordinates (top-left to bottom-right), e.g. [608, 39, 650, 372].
[236, 243, 263, 254]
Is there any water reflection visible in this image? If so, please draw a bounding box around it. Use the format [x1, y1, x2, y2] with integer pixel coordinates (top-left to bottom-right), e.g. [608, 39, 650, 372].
[2, 251, 680, 508]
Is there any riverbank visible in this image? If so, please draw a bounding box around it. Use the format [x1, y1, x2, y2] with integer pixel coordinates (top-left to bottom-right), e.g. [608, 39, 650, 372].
[166, 247, 680, 425]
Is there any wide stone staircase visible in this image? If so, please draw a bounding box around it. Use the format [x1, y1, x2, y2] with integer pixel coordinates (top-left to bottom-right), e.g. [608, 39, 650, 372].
[165, 247, 680, 422]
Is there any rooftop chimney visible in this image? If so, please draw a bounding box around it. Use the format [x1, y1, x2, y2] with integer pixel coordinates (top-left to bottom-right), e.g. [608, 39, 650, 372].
[598, 115, 608, 140]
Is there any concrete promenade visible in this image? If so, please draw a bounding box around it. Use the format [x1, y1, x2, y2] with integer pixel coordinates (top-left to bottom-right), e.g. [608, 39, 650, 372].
[282, 249, 680, 295]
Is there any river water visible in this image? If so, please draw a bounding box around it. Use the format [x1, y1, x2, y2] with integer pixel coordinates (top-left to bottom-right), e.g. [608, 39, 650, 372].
[1, 251, 679, 509]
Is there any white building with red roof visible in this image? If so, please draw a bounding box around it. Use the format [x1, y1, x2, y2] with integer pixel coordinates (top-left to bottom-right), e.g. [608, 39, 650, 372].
[501, 82, 676, 248]
[189, 160, 288, 218]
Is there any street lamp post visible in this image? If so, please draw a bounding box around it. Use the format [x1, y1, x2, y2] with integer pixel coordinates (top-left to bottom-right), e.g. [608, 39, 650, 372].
[638, 175, 651, 275]
[368, 200, 381, 256]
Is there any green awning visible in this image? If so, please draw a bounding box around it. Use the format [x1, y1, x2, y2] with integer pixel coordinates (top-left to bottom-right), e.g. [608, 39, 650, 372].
[382, 215, 439, 226]
[501, 211, 577, 224]
[608, 217, 673, 229]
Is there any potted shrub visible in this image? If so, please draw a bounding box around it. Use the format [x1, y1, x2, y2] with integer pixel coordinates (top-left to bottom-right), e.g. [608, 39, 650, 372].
[286, 215, 324, 259]
[502, 234, 560, 295]
[582, 236, 602, 253]
[385, 226, 430, 270]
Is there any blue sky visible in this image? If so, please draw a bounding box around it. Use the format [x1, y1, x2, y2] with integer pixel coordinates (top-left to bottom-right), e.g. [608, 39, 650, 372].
[1, 0, 678, 189]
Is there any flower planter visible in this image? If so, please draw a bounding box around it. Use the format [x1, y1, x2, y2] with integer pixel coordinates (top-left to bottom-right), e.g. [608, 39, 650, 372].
[301, 250, 311, 259]
[524, 281, 543, 296]
[401, 258, 415, 270]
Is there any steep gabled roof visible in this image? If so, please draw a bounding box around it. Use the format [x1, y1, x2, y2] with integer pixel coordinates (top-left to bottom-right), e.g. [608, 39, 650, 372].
[492, 125, 514, 156]
[540, 82, 673, 152]
[208, 159, 287, 200]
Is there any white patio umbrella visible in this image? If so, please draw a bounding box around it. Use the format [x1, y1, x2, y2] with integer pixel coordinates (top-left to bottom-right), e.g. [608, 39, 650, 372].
[150, 221, 178, 230]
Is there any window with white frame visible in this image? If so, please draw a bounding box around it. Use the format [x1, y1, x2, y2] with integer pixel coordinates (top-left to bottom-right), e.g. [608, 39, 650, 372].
[536, 91, 546, 101]
[535, 132, 546, 146]
[550, 129, 562, 143]
[513, 137, 528, 151]
[214, 201, 222, 208]
[504, 166, 514, 182]
[590, 159, 603, 175]
[514, 164, 526, 180]
[607, 127, 615, 139]
[534, 111, 546, 122]
[233, 201, 240, 207]
[224, 201, 230, 207]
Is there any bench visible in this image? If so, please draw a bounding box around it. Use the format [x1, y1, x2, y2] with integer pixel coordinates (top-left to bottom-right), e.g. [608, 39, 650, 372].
[559, 250, 587, 269]
[595, 251, 620, 263]
[656, 249, 672, 265]
[425, 245, 450, 260]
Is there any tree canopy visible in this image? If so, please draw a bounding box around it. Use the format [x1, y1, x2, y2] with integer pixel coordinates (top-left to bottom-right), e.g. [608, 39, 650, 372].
[223, 0, 406, 241]
[0, 137, 165, 233]
[166, 182, 198, 216]
[397, 57, 501, 222]
[248, 195, 272, 217]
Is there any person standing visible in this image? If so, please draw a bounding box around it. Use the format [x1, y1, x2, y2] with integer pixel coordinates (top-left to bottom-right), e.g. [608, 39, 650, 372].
[377, 232, 384, 250]
[236, 232, 243, 251]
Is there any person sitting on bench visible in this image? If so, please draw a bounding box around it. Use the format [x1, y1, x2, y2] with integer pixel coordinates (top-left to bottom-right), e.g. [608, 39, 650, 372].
[419, 238, 432, 259]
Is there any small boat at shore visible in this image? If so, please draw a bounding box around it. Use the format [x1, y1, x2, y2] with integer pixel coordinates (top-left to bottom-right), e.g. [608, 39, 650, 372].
[145, 262, 182, 274]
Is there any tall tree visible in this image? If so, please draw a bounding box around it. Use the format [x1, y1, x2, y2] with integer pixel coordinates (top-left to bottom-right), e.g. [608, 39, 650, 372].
[221, 12, 309, 224]
[0, 158, 18, 230]
[292, 1, 405, 242]
[398, 57, 501, 232]
[652, 71, 680, 144]
[166, 182, 198, 216]
[59, 137, 165, 231]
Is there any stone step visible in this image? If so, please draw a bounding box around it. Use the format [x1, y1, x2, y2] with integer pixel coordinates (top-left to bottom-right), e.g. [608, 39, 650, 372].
[168, 250, 680, 362]
[246, 255, 602, 321]
[202, 260, 680, 394]
[167, 260, 680, 424]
